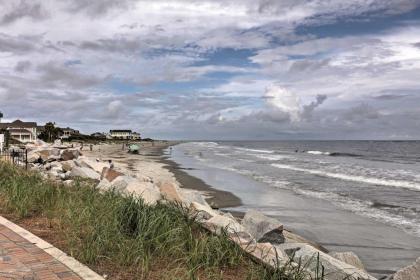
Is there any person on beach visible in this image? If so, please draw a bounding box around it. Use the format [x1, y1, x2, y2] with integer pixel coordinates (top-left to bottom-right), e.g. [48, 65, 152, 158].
[108, 160, 114, 169]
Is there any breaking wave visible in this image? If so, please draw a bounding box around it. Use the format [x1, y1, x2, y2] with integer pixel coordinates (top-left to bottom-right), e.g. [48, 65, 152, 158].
[235, 147, 275, 154]
[295, 189, 420, 237]
[305, 150, 361, 157]
[271, 163, 420, 191]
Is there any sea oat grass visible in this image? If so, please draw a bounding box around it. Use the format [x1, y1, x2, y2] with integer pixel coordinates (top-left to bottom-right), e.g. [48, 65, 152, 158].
[0, 161, 326, 280]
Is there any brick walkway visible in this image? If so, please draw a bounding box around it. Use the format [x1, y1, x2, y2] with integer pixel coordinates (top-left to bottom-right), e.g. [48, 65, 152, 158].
[0, 224, 82, 280]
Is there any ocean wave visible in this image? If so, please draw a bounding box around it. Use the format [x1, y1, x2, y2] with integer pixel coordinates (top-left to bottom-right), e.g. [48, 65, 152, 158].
[254, 154, 290, 161]
[295, 189, 420, 237]
[234, 147, 275, 154]
[271, 163, 420, 191]
[305, 150, 361, 157]
[193, 142, 219, 147]
[306, 150, 331, 155]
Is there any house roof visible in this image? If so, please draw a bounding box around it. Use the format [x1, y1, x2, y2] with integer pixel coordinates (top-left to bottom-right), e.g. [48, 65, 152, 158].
[110, 130, 132, 133]
[0, 120, 37, 129]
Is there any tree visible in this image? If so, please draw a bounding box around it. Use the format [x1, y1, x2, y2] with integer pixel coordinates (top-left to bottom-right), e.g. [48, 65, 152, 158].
[38, 122, 63, 142]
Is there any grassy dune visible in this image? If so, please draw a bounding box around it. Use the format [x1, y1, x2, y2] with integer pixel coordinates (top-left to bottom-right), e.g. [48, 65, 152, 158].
[0, 162, 321, 280]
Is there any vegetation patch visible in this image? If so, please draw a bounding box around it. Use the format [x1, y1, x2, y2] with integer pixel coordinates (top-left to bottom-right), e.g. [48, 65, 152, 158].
[0, 162, 321, 280]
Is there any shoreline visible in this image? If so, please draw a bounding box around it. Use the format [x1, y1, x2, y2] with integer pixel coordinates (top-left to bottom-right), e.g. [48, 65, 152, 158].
[160, 154, 243, 209]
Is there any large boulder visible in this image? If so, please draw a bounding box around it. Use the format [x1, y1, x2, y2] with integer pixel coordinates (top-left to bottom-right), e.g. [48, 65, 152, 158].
[61, 160, 76, 172]
[275, 243, 376, 280]
[330, 252, 365, 271]
[29, 148, 61, 162]
[190, 201, 219, 221]
[53, 139, 62, 147]
[69, 166, 100, 180]
[125, 180, 162, 205]
[179, 189, 209, 207]
[101, 167, 124, 182]
[27, 151, 41, 163]
[109, 175, 135, 192]
[204, 214, 244, 234]
[61, 149, 80, 161]
[159, 182, 183, 202]
[96, 179, 113, 192]
[393, 257, 420, 280]
[242, 210, 285, 244]
[283, 230, 328, 252]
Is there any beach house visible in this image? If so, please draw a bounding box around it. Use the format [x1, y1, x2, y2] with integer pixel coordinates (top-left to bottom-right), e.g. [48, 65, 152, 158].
[0, 120, 37, 143]
[132, 132, 141, 140]
[61, 127, 80, 139]
[110, 130, 132, 140]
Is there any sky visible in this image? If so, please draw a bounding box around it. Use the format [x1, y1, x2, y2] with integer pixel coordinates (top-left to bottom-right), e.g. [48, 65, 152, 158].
[1, 0, 420, 140]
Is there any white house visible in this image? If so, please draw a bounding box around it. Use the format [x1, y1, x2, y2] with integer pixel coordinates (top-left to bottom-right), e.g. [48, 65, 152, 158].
[132, 132, 141, 140]
[110, 130, 132, 140]
[0, 120, 37, 143]
[61, 127, 80, 139]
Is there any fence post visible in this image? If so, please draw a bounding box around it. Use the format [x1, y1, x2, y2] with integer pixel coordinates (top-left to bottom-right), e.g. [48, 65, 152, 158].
[25, 149, 28, 170]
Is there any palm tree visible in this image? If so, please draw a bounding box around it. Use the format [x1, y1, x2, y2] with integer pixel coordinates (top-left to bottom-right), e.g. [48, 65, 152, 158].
[39, 122, 63, 142]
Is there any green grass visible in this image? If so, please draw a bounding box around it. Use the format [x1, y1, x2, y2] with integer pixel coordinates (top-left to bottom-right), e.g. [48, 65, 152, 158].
[0, 161, 325, 280]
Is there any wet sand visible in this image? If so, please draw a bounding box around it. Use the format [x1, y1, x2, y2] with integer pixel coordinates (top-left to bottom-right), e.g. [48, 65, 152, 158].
[160, 157, 242, 208]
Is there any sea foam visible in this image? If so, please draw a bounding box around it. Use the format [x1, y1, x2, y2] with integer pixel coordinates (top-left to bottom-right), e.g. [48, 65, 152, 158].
[271, 163, 420, 191]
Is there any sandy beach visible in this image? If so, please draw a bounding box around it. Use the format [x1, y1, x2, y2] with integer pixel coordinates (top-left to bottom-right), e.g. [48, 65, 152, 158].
[82, 141, 241, 209]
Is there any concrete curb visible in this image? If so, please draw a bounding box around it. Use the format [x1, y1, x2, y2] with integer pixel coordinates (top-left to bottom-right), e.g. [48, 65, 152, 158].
[0, 215, 105, 280]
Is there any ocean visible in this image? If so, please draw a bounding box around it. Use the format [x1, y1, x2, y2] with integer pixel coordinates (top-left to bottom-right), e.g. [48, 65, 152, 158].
[169, 141, 420, 275]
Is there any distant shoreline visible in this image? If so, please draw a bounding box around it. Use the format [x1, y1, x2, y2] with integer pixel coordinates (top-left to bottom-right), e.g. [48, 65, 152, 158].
[159, 142, 243, 209]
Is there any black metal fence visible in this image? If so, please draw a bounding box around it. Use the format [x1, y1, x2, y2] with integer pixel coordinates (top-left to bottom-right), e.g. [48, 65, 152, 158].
[0, 148, 28, 169]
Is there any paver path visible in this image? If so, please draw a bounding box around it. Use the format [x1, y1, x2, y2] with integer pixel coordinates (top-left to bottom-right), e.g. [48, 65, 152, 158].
[0, 224, 82, 280]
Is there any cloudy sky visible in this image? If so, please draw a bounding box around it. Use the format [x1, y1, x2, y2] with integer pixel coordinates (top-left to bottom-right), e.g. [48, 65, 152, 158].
[1, 0, 420, 140]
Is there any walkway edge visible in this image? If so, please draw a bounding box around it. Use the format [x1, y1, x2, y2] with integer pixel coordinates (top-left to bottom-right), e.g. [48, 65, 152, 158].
[0, 215, 105, 280]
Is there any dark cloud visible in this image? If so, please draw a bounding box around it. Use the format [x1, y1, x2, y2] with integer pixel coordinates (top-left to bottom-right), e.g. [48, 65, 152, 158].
[372, 94, 410, 100]
[289, 59, 330, 73]
[342, 103, 381, 123]
[413, 42, 420, 49]
[301, 94, 328, 120]
[0, 0, 47, 25]
[0, 33, 38, 53]
[37, 62, 105, 89]
[14, 60, 32, 73]
[62, 0, 136, 16]
[80, 37, 143, 54]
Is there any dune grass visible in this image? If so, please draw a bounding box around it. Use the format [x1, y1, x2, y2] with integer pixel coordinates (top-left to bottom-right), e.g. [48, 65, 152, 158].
[0, 161, 323, 280]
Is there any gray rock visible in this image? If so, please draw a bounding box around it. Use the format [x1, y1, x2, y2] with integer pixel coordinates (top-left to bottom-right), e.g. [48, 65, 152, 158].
[53, 139, 62, 146]
[393, 257, 420, 280]
[204, 214, 244, 234]
[61, 161, 75, 172]
[190, 202, 219, 221]
[77, 158, 109, 174]
[179, 189, 209, 207]
[125, 180, 162, 205]
[242, 210, 285, 244]
[330, 252, 365, 271]
[100, 167, 124, 182]
[61, 149, 80, 161]
[69, 166, 100, 180]
[109, 175, 134, 192]
[275, 243, 376, 280]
